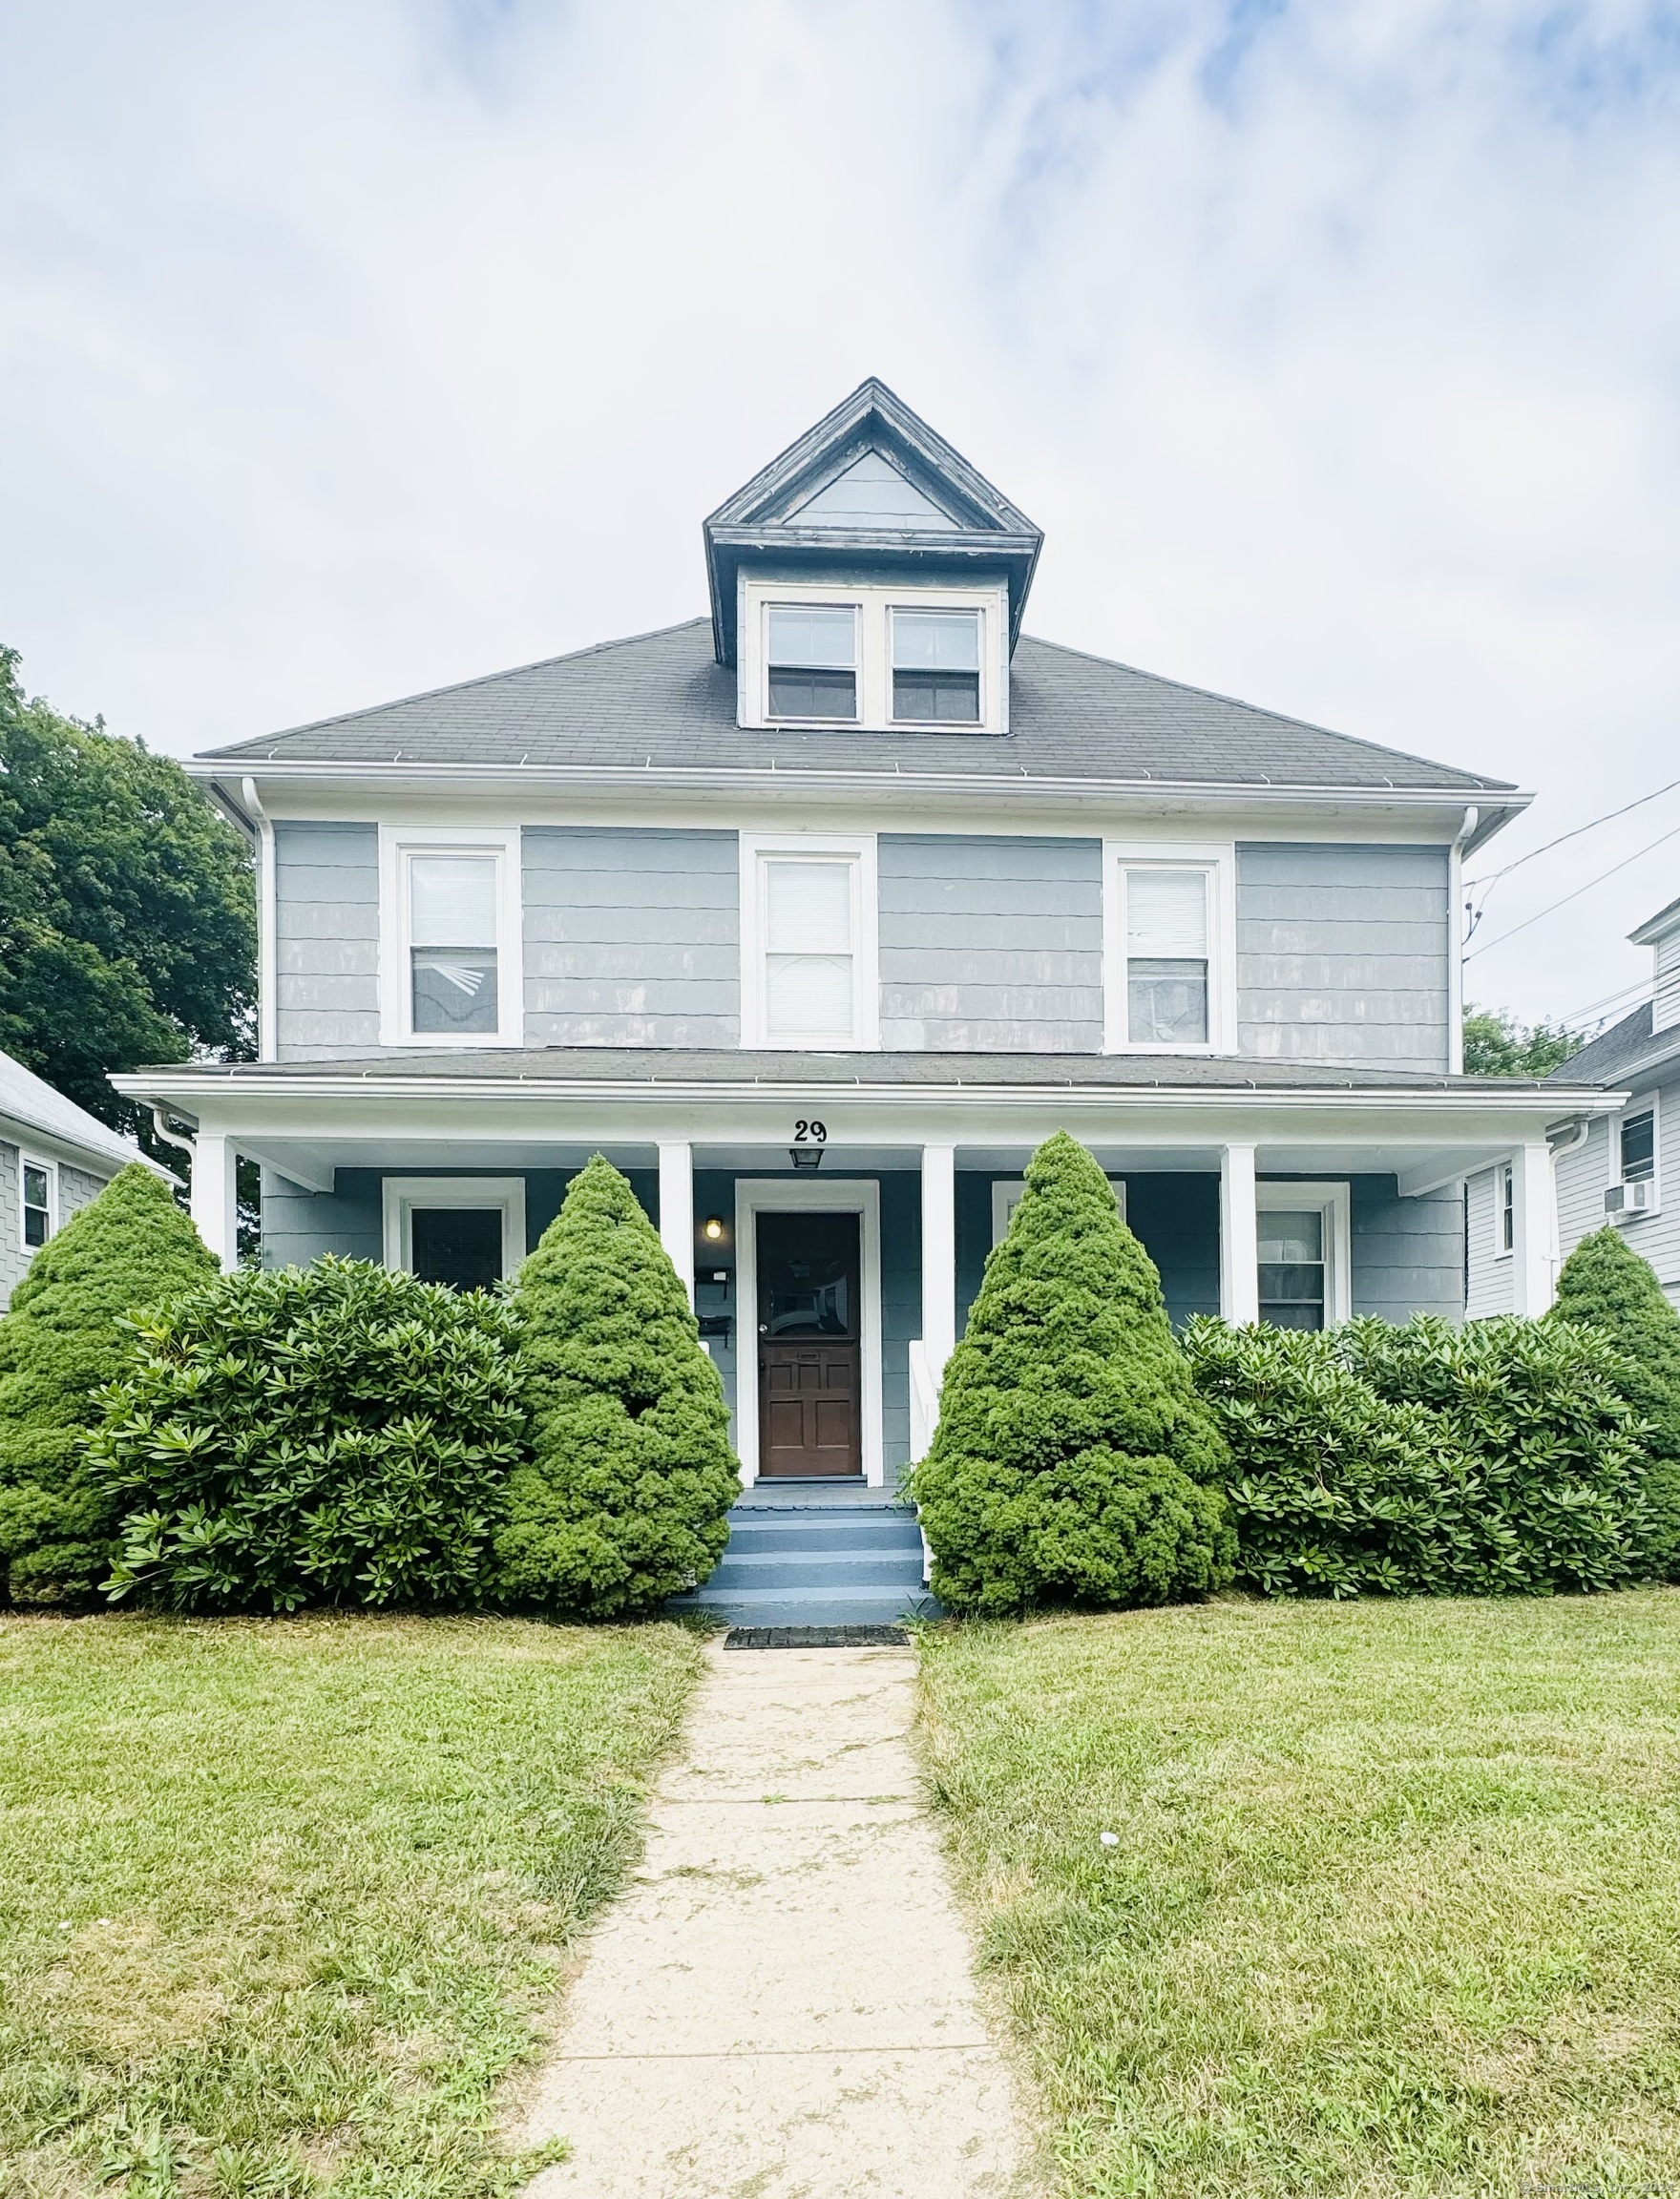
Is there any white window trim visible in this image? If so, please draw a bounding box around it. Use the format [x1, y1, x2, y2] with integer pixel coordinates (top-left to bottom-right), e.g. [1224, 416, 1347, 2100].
[1493, 1160, 1515, 1259]
[733, 1177, 884, 1489]
[739, 576, 1008, 735]
[992, 1175, 1126, 1245]
[1610, 1092, 1661, 1217]
[381, 1177, 527, 1282]
[739, 831, 879, 1052]
[1255, 1180, 1352, 1328]
[1102, 841, 1237, 1055]
[19, 1151, 57, 1251]
[377, 825, 524, 1048]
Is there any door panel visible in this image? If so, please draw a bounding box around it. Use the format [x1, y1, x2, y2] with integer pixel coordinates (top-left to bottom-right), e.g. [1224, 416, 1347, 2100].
[757, 1211, 863, 1478]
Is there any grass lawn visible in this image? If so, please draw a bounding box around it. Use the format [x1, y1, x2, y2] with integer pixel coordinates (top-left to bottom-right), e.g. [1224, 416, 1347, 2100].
[919, 1590, 1680, 2198]
[0, 1612, 704, 2199]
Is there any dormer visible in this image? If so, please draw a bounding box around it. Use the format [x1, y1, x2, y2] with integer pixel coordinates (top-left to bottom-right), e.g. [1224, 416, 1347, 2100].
[1630, 894, 1680, 1035]
[704, 380, 1042, 737]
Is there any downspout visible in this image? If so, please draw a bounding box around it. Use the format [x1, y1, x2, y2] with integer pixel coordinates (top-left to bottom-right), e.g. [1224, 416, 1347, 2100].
[242, 776, 278, 1062]
[1448, 806, 1479, 1075]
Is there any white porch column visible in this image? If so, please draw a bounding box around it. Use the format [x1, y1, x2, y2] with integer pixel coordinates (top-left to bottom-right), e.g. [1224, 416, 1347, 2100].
[1219, 1141, 1260, 1325]
[920, 1141, 957, 1379]
[658, 1140, 695, 1305]
[1510, 1138, 1556, 1315]
[191, 1133, 239, 1272]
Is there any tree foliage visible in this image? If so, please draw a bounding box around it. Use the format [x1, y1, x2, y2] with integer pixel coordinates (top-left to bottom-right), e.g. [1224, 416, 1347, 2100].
[0, 645, 256, 1137]
[93, 1259, 527, 1612]
[1462, 1003, 1583, 1077]
[1553, 1226, 1680, 1579]
[494, 1156, 740, 1616]
[912, 1131, 1234, 1616]
[0, 1164, 216, 1602]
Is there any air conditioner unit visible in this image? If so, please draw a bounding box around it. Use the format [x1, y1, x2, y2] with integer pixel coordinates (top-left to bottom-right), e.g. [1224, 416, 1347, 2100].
[1606, 1181, 1658, 1216]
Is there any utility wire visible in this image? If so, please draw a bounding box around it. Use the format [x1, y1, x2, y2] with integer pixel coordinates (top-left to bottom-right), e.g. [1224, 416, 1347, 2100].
[1463, 817, 1680, 962]
[1464, 772, 1680, 899]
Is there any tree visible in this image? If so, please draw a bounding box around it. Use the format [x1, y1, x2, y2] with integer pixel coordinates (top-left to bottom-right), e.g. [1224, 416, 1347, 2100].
[494, 1156, 740, 1616]
[0, 646, 256, 1144]
[1462, 1004, 1583, 1077]
[911, 1130, 1234, 1616]
[0, 1164, 217, 1603]
[1553, 1226, 1680, 1580]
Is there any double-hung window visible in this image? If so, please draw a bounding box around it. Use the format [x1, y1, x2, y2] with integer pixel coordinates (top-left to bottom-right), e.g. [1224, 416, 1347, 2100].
[1125, 868, 1210, 1045]
[766, 606, 858, 721]
[743, 836, 877, 1049]
[379, 827, 522, 1046]
[20, 1156, 55, 1250]
[1621, 1109, 1656, 1186]
[1496, 1162, 1515, 1255]
[891, 608, 980, 723]
[1255, 1183, 1350, 1330]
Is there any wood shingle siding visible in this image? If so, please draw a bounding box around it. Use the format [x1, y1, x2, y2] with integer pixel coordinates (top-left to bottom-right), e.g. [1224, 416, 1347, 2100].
[274, 823, 381, 1060]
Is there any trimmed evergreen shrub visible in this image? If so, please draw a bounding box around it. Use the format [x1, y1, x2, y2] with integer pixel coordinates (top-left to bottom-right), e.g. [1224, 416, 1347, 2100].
[1187, 1312, 1650, 1597]
[92, 1257, 526, 1611]
[910, 1131, 1234, 1617]
[0, 1163, 216, 1602]
[493, 1155, 740, 1616]
[1553, 1225, 1680, 1580]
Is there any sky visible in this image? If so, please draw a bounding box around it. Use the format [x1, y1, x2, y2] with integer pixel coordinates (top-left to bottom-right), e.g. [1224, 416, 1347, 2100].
[4, 0, 1679, 1033]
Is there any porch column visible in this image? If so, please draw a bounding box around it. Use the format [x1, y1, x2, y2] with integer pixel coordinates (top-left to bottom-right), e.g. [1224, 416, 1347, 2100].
[657, 1140, 695, 1305]
[191, 1133, 239, 1272]
[1510, 1138, 1556, 1315]
[1219, 1141, 1259, 1325]
[920, 1141, 957, 1379]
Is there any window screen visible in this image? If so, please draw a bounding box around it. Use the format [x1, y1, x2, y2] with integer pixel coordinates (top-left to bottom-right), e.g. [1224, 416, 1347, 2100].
[767, 606, 857, 720]
[1258, 1208, 1326, 1330]
[1125, 869, 1210, 1044]
[764, 860, 854, 1040]
[410, 855, 499, 1035]
[892, 609, 980, 723]
[1622, 1110, 1656, 1183]
[22, 1162, 52, 1250]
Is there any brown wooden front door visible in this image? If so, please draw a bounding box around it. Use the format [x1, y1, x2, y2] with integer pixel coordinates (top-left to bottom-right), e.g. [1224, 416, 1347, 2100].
[757, 1210, 862, 1479]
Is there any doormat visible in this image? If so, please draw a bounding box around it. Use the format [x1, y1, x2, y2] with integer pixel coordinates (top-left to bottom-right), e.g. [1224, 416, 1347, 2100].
[724, 1624, 910, 1649]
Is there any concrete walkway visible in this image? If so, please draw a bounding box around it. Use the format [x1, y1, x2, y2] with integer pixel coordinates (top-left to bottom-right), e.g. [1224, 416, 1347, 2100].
[519, 1640, 1034, 2198]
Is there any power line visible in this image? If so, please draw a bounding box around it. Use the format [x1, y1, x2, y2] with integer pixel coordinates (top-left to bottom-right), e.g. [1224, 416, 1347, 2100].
[1464, 772, 1680, 901]
[1464, 817, 1680, 962]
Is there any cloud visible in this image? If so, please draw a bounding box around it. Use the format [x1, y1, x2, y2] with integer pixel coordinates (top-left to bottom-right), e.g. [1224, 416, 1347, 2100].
[3, 0, 1678, 1023]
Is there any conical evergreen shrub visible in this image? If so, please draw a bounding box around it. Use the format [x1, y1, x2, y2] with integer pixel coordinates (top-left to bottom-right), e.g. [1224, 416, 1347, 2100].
[912, 1130, 1234, 1615]
[0, 1163, 216, 1602]
[494, 1155, 741, 1616]
[1554, 1225, 1680, 1579]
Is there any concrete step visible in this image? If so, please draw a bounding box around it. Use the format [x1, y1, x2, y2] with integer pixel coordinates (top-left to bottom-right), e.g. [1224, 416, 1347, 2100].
[705, 1551, 927, 1592]
[669, 1582, 941, 1627]
[724, 1517, 922, 1555]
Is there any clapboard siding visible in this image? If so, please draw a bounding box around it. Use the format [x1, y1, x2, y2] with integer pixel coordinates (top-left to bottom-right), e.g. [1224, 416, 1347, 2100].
[878, 834, 1102, 1051]
[274, 823, 381, 1059]
[523, 827, 739, 1046]
[1552, 1082, 1680, 1309]
[1464, 1166, 1514, 1316]
[1351, 1177, 1464, 1321]
[1236, 843, 1451, 1071]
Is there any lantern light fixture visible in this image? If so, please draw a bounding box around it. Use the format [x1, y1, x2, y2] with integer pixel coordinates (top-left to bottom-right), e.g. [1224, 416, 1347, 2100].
[702, 1215, 725, 1241]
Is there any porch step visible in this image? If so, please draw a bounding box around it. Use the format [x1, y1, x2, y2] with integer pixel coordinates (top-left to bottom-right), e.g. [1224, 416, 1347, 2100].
[669, 1497, 938, 1628]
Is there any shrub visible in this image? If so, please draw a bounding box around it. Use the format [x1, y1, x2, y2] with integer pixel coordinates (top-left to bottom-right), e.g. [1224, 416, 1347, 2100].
[0, 1164, 216, 1603]
[493, 1156, 740, 1616]
[1187, 1312, 1650, 1597]
[1553, 1226, 1680, 1580]
[91, 1257, 527, 1611]
[910, 1131, 1234, 1616]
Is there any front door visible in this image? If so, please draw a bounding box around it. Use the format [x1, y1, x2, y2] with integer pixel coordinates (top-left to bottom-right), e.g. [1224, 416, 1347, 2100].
[757, 1210, 862, 1478]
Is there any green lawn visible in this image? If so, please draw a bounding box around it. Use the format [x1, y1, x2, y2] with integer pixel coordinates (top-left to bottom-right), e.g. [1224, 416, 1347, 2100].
[0, 1613, 703, 2198]
[919, 1591, 1680, 2198]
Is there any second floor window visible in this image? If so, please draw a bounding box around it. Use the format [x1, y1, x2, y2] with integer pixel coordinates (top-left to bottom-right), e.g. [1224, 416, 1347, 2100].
[766, 605, 858, 720]
[21, 1158, 54, 1250]
[892, 608, 980, 723]
[1124, 868, 1210, 1046]
[409, 853, 500, 1035]
[764, 858, 855, 1042]
[1621, 1109, 1656, 1184]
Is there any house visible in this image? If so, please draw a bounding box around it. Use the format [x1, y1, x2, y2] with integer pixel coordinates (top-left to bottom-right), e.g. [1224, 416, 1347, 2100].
[114, 380, 1621, 1576]
[1469, 893, 1680, 1316]
[1, 1049, 153, 1309]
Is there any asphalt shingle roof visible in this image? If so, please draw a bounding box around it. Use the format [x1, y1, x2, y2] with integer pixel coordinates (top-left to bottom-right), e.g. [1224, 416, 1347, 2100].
[1547, 1004, 1680, 1091]
[201, 619, 1514, 795]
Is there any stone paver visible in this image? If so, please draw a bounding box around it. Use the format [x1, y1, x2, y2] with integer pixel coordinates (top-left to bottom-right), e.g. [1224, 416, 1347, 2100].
[519, 1640, 1034, 2198]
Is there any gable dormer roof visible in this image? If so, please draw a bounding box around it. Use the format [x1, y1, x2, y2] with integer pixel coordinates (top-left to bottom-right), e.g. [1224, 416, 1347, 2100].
[703, 380, 1042, 667]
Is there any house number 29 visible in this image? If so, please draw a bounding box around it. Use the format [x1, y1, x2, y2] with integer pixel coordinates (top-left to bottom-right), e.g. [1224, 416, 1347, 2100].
[792, 1120, 828, 1143]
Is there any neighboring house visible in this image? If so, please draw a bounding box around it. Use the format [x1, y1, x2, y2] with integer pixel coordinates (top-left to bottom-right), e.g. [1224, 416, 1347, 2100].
[0, 1049, 152, 1309]
[1469, 893, 1680, 1316]
[116, 381, 1620, 1491]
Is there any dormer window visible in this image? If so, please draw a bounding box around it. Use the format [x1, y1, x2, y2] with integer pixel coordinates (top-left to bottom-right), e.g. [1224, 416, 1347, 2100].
[892, 609, 980, 723]
[766, 606, 857, 721]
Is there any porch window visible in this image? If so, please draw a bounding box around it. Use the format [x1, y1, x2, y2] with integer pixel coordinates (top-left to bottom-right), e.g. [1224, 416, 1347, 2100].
[1496, 1162, 1515, 1255]
[1124, 868, 1210, 1046]
[382, 1177, 526, 1288]
[1257, 1209, 1326, 1329]
[764, 858, 856, 1043]
[766, 605, 858, 721]
[891, 608, 980, 723]
[21, 1157, 55, 1250]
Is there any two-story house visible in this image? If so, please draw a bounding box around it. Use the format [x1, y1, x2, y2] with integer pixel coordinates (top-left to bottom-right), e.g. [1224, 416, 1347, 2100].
[116, 381, 1620, 1495]
[1468, 893, 1680, 1317]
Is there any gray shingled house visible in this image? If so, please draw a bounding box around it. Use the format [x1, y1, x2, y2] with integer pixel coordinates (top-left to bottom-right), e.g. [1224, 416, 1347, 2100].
[115, 384, 1620, 1613]
[2, 1048, 154, 1309]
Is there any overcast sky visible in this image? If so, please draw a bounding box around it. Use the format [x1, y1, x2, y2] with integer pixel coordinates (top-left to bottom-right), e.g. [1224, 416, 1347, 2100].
[4, 0, 1678, 1031]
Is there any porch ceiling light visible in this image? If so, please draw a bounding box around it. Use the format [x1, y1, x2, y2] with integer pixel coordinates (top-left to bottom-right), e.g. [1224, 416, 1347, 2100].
[789, 1145, 824, 1170]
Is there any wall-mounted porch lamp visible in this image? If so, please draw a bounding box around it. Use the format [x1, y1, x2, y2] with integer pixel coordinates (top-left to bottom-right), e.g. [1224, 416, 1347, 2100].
[702, 1215, 725, 1241]
[788, 1145, 824, 1170]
